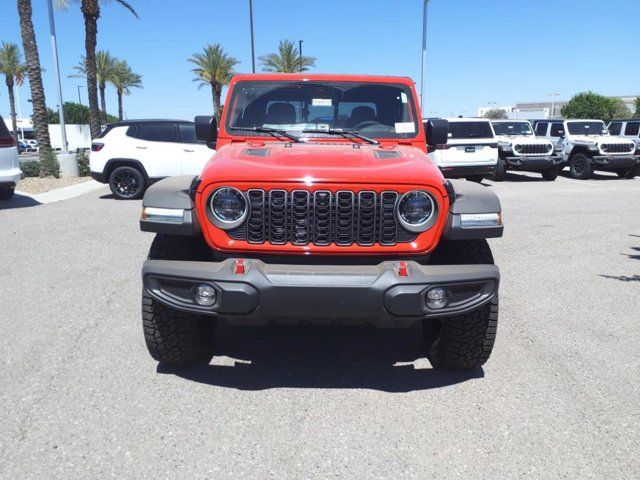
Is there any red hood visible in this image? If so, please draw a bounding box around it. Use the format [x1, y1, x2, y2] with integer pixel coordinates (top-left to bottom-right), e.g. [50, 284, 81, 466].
[199, 142, 446, 191]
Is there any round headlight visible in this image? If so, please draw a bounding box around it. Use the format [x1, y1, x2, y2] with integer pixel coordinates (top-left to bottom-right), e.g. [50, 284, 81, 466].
[396, 190, 438, 232]
[208, 187, 248, 229]
[515, 145, 523, 153]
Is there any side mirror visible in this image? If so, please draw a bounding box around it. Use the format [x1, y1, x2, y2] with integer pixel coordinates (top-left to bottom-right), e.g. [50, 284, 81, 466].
[195, 115, 218, 149]
[425, 119, 449, 152]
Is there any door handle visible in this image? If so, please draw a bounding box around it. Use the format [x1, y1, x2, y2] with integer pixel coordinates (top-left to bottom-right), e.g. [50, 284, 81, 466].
[183, 149, 194, 153]
[136, 146, 148, 149]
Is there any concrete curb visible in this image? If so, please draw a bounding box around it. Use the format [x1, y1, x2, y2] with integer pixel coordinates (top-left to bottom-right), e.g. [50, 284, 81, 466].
[15, 180, 106, 204]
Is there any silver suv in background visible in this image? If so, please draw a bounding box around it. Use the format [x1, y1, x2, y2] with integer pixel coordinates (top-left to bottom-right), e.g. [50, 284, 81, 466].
[0, 115, 21, 200]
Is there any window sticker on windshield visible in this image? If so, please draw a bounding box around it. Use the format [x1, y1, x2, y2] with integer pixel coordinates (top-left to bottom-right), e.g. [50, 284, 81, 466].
[395, 122, 415, 134]
[312, 98, 332, 107]
[400, 92, 408, 104]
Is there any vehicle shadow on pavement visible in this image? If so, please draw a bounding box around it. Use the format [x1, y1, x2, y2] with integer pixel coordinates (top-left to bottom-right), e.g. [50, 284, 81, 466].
[157, 322, 484, 391]
[0, 193, 41, 210]
[599, 240, 640, 282]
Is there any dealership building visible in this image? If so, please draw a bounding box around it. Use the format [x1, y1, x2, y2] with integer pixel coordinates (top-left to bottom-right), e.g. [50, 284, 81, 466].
[477, 96, 638, 120]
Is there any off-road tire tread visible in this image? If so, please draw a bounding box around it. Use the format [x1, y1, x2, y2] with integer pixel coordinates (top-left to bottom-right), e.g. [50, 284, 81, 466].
[541, 166, 559, 181]
[492, 159, 507, 181]
[429, 239, 494, 265]
[142, 234, 215, 365]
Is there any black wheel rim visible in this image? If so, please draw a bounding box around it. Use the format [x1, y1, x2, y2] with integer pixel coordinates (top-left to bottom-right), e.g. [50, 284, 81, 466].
[113, 170, 140, 198]
[574, 158, 584, 174]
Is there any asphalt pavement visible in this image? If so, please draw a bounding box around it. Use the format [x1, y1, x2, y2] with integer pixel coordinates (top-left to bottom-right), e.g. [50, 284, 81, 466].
[1, 171, 639, 479]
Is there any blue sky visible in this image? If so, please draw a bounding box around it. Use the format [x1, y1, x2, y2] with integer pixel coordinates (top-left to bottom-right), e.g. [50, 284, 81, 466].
[1, 0, 638, 121]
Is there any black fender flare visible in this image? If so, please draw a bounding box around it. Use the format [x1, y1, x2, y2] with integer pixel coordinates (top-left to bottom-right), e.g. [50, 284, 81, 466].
[104, 158, 150, 183]
[443, 179, 503, 240]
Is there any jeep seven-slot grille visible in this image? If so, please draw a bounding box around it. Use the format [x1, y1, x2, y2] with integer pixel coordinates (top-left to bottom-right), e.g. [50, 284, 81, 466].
[516, 143, 552, 155]
[228, 189, 417, 246]
[601, 143, 633, 154]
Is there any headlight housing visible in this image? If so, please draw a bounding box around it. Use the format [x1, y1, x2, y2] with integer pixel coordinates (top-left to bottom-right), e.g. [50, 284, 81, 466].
[396, 190, 438, 232]
[208, 187, 248, 229]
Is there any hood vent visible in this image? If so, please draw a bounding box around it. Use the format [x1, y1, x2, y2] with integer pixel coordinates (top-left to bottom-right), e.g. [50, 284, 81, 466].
[374, 150, 402, 159]
[243, 148, 270, 157]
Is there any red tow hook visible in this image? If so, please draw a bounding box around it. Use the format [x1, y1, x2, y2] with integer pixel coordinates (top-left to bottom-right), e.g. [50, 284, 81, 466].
[234, 259, 246, 275]
[398, 261, 409, 277]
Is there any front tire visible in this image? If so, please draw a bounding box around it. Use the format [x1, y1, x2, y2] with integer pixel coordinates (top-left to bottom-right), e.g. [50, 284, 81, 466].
[616, 165, 639, 179]
[142, 234, 216, 365]
[569, 154, 593, 180]
[465, 175, 484, 183]
[109, 165, 146, 200]
[541, 166, 559, 181]
[425, 239, 498, 369]
[0, 186, 15, 200]
[491, 159, 507, 182]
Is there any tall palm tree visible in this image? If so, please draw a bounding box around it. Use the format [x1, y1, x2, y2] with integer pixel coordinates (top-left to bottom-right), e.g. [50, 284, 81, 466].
[55, 0, 138, 138]
[260, 39, 316, 73]
[16, 0, 52, 158]
[188, 44, 239, 122]
[69, 50, 115, 122]
[108, 59, 142, 120]
[0, 42, 27, 144]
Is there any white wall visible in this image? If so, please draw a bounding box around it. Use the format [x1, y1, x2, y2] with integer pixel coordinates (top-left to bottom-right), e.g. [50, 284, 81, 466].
[49, 124, 91, 151]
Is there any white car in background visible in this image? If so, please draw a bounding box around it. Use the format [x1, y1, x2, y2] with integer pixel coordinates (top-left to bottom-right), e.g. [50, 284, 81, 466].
[607, 119, 640, 152]
[90, 119, 214, 199]
[0, 114, 21, 200]
[425, 117, 498, 183]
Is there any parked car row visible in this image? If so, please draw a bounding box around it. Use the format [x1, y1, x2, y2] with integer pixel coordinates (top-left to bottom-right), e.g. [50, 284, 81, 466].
[424, 117, 640, 182]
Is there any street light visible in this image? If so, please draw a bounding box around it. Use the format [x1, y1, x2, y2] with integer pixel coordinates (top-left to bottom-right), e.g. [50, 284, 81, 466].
[299, 40, 303, 72]
[420, 0, 430, 113]
[547, 92, 560, 118]
[249, 0, 256, 73]
[77, 85, 83, 106]
[46, 0, 68, 152]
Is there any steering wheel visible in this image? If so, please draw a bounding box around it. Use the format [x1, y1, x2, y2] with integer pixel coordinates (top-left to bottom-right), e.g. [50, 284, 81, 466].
[353, 120, 380, 130]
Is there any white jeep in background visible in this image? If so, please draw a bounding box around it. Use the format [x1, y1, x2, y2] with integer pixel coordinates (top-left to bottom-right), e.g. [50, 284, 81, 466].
[608, 119, 640, 152]
[425, 117, 498, 183]
[535, 119, 639, 179]
[89, 119, 213, 199]
[490, 120, 561, 181]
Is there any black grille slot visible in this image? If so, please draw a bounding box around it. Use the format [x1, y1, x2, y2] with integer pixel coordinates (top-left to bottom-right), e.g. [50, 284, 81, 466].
[228, 189, 417, 246]
[291, 190, 310, 245]
[602, 143, 632, 153]
[357, 191, 377, 245]
[269, 190, 288, 244]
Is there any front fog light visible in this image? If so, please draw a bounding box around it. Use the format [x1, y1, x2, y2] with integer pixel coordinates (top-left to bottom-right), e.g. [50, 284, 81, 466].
[194, 284, 216, 306]
[426, 287, 447, 309]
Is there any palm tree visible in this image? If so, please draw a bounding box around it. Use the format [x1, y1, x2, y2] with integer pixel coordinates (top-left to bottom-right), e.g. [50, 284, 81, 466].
[108, 59, 142, 120]
[0, 43, 27, 144]
[55, 0, 138, 138]
[188, 44, 239, 122]
[260, 39, 315, 73]
[16, 0, 52, 158]
[69, 50, 115, 122]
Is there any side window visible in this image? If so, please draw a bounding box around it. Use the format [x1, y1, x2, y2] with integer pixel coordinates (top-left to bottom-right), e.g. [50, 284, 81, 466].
[534, 122, 548, 136]
[624, 122, 640, 137]
[139, 123, 178, 143]
[608, 122, 622, 135]
[550, 123, 565, 137]
[178, 124, 198, 144]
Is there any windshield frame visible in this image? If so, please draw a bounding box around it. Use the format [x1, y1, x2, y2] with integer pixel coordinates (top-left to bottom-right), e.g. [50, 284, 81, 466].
[566, 121, 609, 136]
[222, 80, 421, 142]
[491, 121, 534, 136]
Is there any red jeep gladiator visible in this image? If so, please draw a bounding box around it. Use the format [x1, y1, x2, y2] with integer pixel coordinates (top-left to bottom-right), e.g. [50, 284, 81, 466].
[139, 74, 503, 369]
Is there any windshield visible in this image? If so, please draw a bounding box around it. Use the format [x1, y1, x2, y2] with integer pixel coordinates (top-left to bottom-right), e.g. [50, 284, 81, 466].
[448, 121, 494, 140]
[491, 121, 533, 136]
[567, 121, 608, 136]
[225, 81, 419, 140]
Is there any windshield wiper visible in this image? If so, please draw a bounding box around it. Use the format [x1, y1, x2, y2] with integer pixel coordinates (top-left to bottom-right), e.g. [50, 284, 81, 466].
[229, 126, 301, 143]
[302, 128, 379, 145]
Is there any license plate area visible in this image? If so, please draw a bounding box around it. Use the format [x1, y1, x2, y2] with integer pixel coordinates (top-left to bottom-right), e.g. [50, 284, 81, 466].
[465, 146, 476, 153]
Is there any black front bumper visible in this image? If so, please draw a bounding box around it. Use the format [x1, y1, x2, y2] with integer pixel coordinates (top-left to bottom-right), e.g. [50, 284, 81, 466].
[439, 164, 496, 178]
[142, 259, 500, 327]
[590, 155, 639, 170]
[504, 155, 563, 171]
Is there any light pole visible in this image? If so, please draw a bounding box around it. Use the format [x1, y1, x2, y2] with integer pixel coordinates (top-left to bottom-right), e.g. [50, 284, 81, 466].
[420, 0, 430, 113]
[15, 83, 24, 141]
[46, 0, 68, 152]
[547, 92, 560, 118]
[249, 0, 256, 73]
[77, 85, 83, 106]
[299, 40, 303, 72]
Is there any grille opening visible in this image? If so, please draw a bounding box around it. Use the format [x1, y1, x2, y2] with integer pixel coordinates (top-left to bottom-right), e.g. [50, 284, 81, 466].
[228, 189, 418, 246]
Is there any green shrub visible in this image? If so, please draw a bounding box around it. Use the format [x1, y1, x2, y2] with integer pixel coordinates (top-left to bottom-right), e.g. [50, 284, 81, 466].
[40, 149, 60, 178]
[21, 160, 41, 177]
[76, 151, 90, 177]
